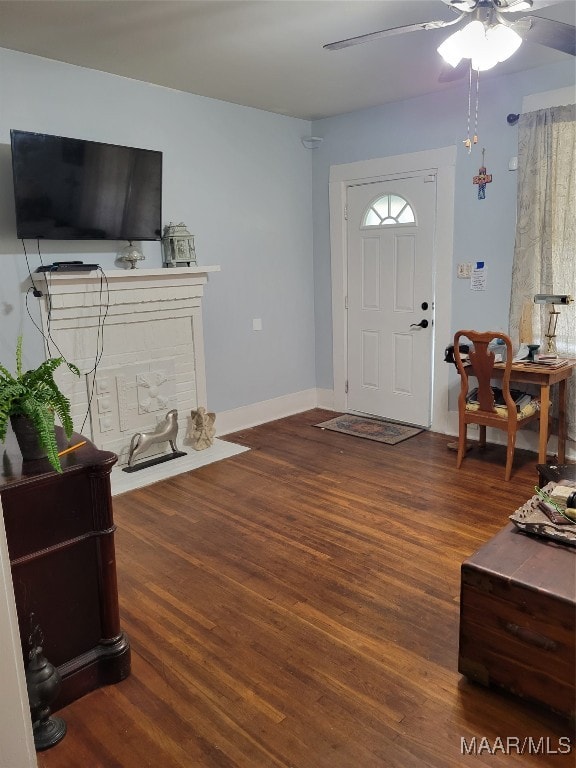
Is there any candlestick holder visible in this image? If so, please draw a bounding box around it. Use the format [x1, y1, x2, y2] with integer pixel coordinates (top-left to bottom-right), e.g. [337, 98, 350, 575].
[25, 615, 67, 751]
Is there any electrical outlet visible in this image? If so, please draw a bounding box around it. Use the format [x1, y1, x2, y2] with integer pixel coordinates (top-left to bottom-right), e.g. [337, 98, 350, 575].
[457, 263, 472, 279]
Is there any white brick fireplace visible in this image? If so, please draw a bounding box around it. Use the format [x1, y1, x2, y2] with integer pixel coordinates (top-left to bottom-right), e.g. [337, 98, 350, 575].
[37, 266, 220, 467]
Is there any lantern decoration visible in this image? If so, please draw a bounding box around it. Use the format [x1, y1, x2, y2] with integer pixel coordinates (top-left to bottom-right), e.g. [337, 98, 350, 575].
[162, 222, 197, 268]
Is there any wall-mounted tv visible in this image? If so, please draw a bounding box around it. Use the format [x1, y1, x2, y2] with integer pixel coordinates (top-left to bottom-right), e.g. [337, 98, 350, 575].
[10, 130, 162, 241]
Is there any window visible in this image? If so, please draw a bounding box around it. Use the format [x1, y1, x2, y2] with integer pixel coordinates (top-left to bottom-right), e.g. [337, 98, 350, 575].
[362, 194, 415, 227]
[509, 104, 575, 441]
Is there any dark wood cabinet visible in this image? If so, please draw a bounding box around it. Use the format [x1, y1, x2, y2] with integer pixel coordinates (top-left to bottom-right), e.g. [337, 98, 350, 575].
[0, 429, 130, 711]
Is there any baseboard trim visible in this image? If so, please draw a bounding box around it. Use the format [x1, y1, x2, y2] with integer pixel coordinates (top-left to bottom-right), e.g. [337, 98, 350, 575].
[315, 388, 336, 410]
[216, 389, 337, 436]
[217, 396, 575, 462]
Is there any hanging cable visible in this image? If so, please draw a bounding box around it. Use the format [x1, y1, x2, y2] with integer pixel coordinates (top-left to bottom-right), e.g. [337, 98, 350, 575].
[80, 267, 110, 435]
[21, 239, 43, 298]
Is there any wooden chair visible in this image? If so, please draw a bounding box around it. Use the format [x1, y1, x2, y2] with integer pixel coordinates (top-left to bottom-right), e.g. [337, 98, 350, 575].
[453, 330, 541, 481]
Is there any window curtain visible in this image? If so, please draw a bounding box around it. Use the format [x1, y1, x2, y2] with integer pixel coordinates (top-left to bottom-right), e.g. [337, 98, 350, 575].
[508, 104, 576, 444]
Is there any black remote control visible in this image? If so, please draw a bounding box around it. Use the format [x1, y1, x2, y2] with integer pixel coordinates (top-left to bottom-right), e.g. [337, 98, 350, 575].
[36, 263, 99, 273]
[53, 261, 84, 266]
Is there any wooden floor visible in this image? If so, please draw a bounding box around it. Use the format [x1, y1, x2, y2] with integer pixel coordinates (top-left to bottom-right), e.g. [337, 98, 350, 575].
[38, 410, 574, 768]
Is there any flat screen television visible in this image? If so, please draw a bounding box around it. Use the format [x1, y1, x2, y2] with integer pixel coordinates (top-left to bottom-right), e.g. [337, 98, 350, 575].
[10, 130, 162, 241]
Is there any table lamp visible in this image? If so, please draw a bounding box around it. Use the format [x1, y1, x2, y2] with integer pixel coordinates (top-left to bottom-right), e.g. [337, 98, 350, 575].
[533, 294, 573, 354]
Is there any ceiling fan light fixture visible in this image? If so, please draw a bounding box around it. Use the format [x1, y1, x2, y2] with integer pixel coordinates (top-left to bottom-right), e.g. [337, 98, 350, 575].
[438, 21, 486, 68]
[438, 18, 522, 70]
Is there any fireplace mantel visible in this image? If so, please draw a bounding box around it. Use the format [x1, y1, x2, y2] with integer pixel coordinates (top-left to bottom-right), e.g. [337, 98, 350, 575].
[38, 265, 219, 285]
[37, 265, 219, 464]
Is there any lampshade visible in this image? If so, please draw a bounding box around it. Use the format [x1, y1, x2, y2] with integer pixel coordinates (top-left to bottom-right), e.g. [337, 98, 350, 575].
[437, 30, 465, 68]
[471, 48, 499, 72]
[486, 23, 523, 61]
[438, 20, 523, 71]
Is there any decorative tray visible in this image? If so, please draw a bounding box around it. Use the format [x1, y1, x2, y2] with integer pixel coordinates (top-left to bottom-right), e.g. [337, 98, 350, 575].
[510, 482, 576, 548]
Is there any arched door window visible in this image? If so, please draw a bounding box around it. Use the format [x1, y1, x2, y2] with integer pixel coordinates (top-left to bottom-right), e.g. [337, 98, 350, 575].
[362, 193, 415, 227]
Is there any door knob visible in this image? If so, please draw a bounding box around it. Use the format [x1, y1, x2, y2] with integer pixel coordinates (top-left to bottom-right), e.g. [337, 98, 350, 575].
[410, 319, 429, 329]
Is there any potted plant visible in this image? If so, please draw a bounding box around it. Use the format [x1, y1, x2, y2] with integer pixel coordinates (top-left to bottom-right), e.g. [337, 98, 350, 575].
[0, 337, 80, 472]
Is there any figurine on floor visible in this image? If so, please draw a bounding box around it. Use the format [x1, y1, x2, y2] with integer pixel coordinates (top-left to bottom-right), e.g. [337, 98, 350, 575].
[190, 407, 216, 450]
[128, 409, 180, 467]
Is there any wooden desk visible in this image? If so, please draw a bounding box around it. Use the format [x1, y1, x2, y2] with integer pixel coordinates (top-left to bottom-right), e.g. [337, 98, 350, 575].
[470, 359, 576, 464]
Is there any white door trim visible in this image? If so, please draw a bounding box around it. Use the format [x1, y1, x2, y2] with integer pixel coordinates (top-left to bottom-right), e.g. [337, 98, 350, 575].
[0, 498, 37, 767]
[329, 146, 456, 434]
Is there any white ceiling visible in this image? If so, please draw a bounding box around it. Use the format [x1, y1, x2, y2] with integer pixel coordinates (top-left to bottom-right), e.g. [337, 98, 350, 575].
[0, 0, 573, 120]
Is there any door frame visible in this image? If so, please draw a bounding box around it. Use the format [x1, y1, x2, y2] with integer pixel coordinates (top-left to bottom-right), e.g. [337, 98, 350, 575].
[0, 497, 37, 767]
[329, 146, 456, 434]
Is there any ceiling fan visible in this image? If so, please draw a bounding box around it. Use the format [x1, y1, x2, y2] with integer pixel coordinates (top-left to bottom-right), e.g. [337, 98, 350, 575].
[324, 0, 575, 77]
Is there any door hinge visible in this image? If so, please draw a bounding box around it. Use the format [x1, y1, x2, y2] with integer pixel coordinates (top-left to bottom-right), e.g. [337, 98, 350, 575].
[344, 204, 348, 220]
[345, 295, 348, 309]
[345, 380, 349, 393]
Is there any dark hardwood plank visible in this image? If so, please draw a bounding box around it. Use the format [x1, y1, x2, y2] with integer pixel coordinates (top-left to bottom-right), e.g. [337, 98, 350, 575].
[38, 410, 575, 767]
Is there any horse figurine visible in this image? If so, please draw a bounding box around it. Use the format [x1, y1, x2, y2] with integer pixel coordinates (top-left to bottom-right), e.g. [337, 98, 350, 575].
[127, 409, 180, 467]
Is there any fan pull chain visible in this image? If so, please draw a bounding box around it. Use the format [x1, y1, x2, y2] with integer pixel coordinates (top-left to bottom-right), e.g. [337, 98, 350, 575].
[463, 64, 480, 154]
[474, 67, 480, 146]
[464, 63, 473, 152]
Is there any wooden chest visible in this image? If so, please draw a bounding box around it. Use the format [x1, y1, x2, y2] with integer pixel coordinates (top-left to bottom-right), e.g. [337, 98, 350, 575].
[458, 523, 575, 720]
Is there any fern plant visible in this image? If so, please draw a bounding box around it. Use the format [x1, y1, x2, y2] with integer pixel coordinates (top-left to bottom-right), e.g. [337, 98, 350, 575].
[0, 337, 80, 472]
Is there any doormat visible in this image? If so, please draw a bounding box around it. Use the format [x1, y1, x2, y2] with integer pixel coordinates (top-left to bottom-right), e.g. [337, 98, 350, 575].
[315, 414, 423, 445]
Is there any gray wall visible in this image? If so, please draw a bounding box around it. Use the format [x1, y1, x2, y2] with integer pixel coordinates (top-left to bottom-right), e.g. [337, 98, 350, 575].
[310, 60, 576, 389]
[0, 48, 316, 413]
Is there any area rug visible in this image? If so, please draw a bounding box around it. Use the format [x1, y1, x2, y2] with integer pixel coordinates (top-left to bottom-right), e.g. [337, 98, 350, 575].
[315, 414, 423, 445]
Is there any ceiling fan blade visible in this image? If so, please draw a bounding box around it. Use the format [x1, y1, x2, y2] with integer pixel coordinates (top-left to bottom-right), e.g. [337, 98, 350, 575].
[496, 0, 566, 11]
[522, 16, 576, 56]
[441, 0, 476, 10]
[324, 15, 466, 51]
[493, 0, 533, 11]
[438, 60, 470, 82]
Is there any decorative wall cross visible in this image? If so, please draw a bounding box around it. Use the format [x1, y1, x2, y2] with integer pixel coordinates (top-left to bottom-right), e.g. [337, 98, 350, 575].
[473, 148, 492, 200]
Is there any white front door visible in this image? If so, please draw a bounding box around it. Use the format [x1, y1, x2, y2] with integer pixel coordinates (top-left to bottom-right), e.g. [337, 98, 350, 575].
[346, 173, 436, 427]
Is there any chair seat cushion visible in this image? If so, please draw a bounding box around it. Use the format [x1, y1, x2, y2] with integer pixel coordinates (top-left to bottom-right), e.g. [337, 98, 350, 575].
[465, 387, 539, 420]
[465, 400, 540, 420]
